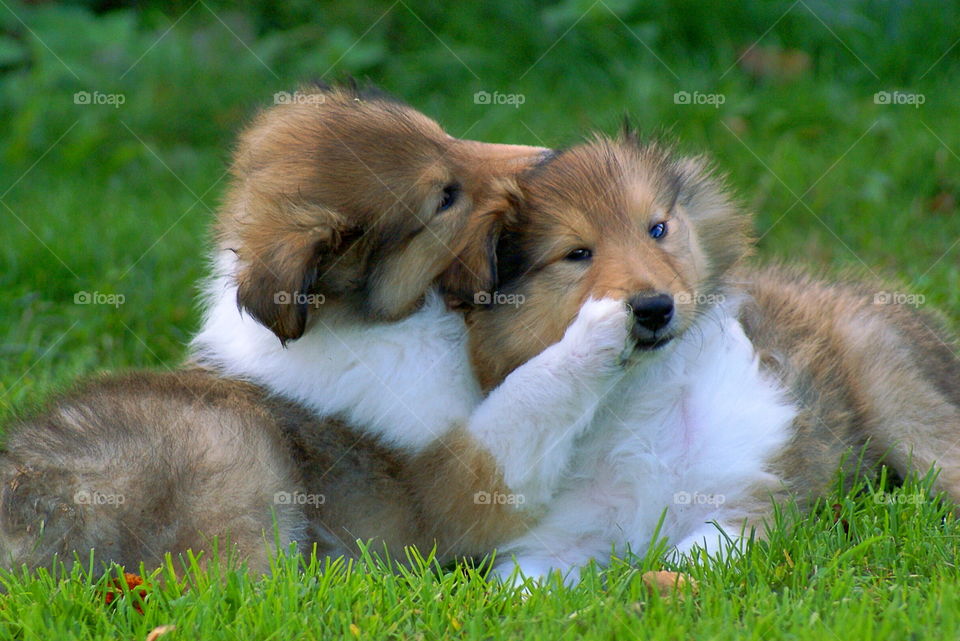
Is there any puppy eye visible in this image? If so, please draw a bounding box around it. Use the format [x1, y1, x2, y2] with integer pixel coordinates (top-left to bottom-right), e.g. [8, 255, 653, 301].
[564, 248, 592, 261]
[437, 183, 460, 213]
[649, 222, 667, 239]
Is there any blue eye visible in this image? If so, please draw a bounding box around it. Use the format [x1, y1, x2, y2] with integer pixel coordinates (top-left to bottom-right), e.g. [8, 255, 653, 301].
[649, 222, 667, 239]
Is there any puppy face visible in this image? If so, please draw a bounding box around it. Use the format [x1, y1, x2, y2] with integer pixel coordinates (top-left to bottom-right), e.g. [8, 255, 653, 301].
[220, 83, 545, 342]
[453, 133, 753, 389]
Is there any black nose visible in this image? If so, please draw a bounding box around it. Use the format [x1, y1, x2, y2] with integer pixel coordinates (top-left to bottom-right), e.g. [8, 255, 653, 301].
[629, 294, 674, 332]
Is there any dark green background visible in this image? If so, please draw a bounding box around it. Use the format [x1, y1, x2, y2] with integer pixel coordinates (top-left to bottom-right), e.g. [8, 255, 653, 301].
[1, 0, 958, 414]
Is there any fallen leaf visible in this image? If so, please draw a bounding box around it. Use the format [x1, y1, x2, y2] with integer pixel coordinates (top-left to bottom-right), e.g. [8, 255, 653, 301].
[641, 570, 698, 599]
[146, 625, 175, 641]
[724, 116, 749, 136]
[831, 503, 850, 533]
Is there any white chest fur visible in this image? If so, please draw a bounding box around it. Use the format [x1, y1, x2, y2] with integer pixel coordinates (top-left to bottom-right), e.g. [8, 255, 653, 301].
[191, 253, 481, 452]
[493, 304, 797, 579]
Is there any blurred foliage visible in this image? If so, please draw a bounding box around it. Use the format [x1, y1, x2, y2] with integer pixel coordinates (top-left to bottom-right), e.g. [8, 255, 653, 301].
[0, 0, 958, 410]
[1, 0, 958, 162]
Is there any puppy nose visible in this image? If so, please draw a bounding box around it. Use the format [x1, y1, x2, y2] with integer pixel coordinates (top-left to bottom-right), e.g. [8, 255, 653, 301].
[629, 294, 674, 332]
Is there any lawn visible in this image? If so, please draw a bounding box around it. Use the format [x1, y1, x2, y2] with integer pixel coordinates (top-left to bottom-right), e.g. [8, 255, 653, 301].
[0, 1, 958, 639]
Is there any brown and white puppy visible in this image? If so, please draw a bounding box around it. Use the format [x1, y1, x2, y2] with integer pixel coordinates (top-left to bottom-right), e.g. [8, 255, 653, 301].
[212, 82, 540, 337]
[450, 131, 960, 581]
[0, 83, 559, 574]
[188, 83, 639, 563]
[190, 82, 546, 453]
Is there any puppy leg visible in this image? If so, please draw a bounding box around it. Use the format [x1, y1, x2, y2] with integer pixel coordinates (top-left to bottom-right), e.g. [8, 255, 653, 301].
[466, 298, 632, 506]
[406, 299, 631, 558]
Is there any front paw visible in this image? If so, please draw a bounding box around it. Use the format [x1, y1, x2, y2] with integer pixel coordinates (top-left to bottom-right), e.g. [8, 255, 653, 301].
[561, 297, 633, 369]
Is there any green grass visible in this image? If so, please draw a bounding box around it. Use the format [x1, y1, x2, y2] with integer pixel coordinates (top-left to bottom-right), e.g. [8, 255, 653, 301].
[1, 0, 959, 638]
[1, 475, 959, 640]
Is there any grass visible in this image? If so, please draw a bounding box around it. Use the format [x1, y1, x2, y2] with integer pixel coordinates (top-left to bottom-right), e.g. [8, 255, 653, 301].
[1, 475, 959, 640]
[0, 0, 958, 638]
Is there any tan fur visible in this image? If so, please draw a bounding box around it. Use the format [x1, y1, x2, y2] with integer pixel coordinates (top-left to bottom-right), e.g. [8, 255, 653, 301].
[1, 371, 306, 573]
[741, 265, 960, 505]
[221, 83, 545, 341]
[453, 133, 960, 530]
[456, 135, 750, 390]
[0, 84, 543, 574]
[0, 371, 529, 574]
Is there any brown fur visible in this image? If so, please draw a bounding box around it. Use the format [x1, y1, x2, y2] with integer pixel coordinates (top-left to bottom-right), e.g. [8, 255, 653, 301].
[451, 133, 960, 526]
[222, 82, 544, 341]
[741, 265, 960, 506]
[0, 370, 529, 574]
[451, 134, 751, 390]
[0, 84, 543, 574]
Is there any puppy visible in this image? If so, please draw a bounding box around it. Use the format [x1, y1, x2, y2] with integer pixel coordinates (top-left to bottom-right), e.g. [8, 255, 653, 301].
[0, 85, 618, 573]
[191, 81, 542, 452]
[188, 82, 634, 534]
[453, 132, 960, 581]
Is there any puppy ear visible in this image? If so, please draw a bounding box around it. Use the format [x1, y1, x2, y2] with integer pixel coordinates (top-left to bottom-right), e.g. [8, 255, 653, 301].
[232, 194, 349, 344]
[439, 206, 503, 310]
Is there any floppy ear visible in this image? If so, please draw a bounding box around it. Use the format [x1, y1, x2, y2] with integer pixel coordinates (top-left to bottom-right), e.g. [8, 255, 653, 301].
[439, 206, 503, 310]
[233, 193, 348, 344]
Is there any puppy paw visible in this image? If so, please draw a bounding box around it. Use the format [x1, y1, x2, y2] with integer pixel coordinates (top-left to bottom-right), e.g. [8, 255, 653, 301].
[561, 297, 633, 369]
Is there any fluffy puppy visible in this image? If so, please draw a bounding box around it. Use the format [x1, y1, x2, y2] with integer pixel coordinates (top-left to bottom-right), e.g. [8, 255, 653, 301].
[0, 84, 619, 573]
[189, 81, 635, 513]
[188, 80, 620, 553]
[453, 132, 960, 581]
[191, 82, 547, 453]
